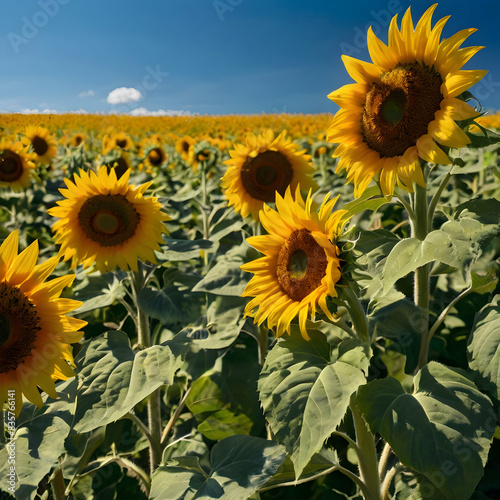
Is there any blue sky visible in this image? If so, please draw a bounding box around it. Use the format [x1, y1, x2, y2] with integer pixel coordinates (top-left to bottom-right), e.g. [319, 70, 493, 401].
[0, 0, 499, 115]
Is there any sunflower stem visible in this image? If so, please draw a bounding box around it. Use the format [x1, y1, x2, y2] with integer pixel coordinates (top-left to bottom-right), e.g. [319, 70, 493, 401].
[350, 397, 381, 500]
[427, 170, 452, 231]
[342, 287, 369, 342]
[50, 466, 66, 500]
[413, 181, 431, 371]
[132, 264, 162, 473]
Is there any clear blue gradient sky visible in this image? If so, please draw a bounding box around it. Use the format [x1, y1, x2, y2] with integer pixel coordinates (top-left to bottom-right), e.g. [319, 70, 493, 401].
[0, 0, 499, 115]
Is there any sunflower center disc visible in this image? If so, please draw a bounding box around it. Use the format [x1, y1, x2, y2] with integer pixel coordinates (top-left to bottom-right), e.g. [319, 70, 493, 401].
[109, 157, 129, 179]
[75, 136, 83, 146]
[276, 229, 328, 302]
[116, 139, 128, 149]
[149, 148, 162, 165]
[32, 136, 49, 156]
[240, 150, 293, 202]
[362, 63, 443, 157]
[0, 150, 23, 182]
[79, 194, 140, 247]
[0, 282, 40, 374]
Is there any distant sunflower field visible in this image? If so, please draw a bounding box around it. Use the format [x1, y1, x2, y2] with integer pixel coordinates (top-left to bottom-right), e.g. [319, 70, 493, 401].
[2, 6, 500, 500]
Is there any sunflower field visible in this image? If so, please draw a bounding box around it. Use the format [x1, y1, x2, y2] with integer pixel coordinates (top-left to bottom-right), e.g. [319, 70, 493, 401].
[2, 5, 500, 500]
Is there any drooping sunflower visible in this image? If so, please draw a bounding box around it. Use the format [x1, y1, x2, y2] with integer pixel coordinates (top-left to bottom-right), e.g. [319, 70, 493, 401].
[48, 166, 171, 273]
[241, 185, 347, 340]
[0, 138, 37, 191]
[327, 4, 486, 197]
[221, 130, 317, 219]
[0, 230, 86, 416]
[23, 125, 58, 165]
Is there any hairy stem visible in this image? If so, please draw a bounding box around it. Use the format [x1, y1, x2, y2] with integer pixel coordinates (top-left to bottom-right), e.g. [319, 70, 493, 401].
[350, 398, 381, 500]
[343, 287, 369, 342]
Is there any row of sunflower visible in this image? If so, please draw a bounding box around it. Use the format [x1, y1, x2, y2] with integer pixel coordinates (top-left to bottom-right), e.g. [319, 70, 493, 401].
[2, 5, 500, 500]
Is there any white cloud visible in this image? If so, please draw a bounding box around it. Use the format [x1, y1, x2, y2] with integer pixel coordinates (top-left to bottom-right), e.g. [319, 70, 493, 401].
[20, 108, 58, 114]
[107, 87, 143, 105]
[129, 107, 195, 116]
[78, 90, 95, 98]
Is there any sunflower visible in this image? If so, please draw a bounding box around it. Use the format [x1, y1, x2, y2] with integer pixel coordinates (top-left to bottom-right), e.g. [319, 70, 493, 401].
[103, 132, 134, 154]
[241, 185, 347, 340]
[24, 126, 58, 165]
[0, 138, 37, 191]
[175, 135, 195, 162]
[67, 132, 86, 148]
[327, 4, 485, 197]
[48, 166, 170, 273]
[0, 230, 86, 416]
[141, 142, 167, 171]
[221, 130, 317, 220]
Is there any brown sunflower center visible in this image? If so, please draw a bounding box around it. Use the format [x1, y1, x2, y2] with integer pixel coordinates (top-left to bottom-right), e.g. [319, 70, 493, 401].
[0, 150, 24, 182]
[362, 63, 443, 157]
[182, 141, 190, 153]
[32, 135, 49, 156]
[0, 282, 40, 374]
[109, 157, 129, 179]
[78, 194, 140, 247]
[276, 229, 327, 302]
[116, 138, 128, 149]
[75, 135, 83, 146]
[148, 148, 163, 166]
[240, 150, 293, 202]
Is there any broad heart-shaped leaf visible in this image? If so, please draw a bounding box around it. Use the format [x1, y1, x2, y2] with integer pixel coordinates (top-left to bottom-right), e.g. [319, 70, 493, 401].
[258, 328, 366, 478]
[72, 331, 183, 433]
[357, 362, 495, 500]
[192, 242, 258, 296]
[468, 294, 500, 406]
[150, 435, 286, 500]
[382, 218, 500, 293]
[0, 379, 76, 500]
[159, 237, 213, 261]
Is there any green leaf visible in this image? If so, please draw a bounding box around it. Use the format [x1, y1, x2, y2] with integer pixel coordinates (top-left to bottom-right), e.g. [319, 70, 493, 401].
[455, 197, 500, 225]
[259, 328, 365, 478]
[192, 243, 257, 296]
[186, 375, 253, 440]
[466, 122, 500, 149]
[470, 270, 499, 295]
[73, 272, 127, 313]
[342, 186, 389, 218]
[468, 295, 500, 406]
[357, 362, 495, 500]
[0, 379, 76, 500]
[72, 331, 183, 433]
[383, 218, 500, 292]
[160, 237, 213, 261]
[150, 436, 286, 500]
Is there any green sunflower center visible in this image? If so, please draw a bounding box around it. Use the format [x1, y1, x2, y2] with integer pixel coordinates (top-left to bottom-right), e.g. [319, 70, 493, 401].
[0, 150, 24, 182]
[276, 229, 328, 302]
[32, 136, 49, 156]
[240, 150, 293, 202]
[362, 63, 443, 157]
[0, 283, 40, 374]
[78, 194, 140, 247]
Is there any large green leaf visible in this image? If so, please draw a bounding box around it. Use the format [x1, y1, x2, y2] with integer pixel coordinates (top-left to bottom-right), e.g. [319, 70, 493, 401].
[468, 294, 500, 406]
[383, 218, 499, 293]
[72, 272, 127, 313]
[160, 237, 213, 261]
[150, 436, 286, 500]
[357, 362, 495, 500]
[192, 243, 257, 296]
[72, 331, 183, 433]
[0, 379, 76, 500]
[258, 328, 366, 478]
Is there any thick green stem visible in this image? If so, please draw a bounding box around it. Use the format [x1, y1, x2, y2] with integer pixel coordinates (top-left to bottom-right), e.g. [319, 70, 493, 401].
[132, 265, 162, 473]
[50, 467, 66, 500]
[413, 182, 431, 371]
[258, 324, 269, 365]
[343, 288, 369, 342]
[350, 398, 381, 500]
[427, 171, 452, 230]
